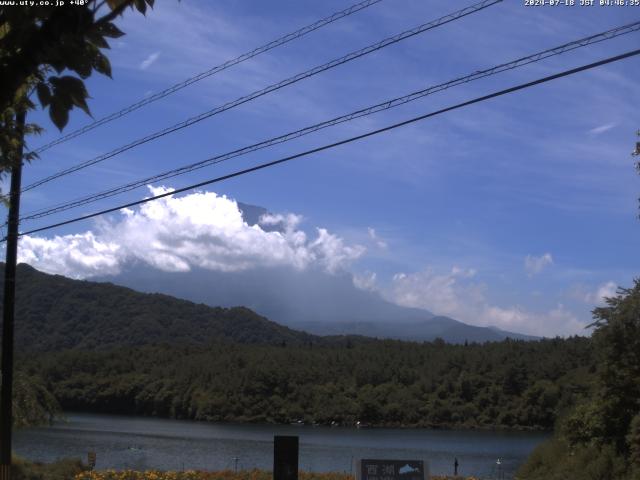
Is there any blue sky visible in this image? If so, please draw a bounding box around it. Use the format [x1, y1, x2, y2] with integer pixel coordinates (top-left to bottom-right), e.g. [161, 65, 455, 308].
[10, 0, 640, 336]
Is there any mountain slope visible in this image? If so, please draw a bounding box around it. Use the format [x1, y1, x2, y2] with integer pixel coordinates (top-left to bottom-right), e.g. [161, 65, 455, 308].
[102, 264, 535, 343]
[296, 316, 520, 343]
[0, 263, 318, 351]
[102, 264, 435, 324]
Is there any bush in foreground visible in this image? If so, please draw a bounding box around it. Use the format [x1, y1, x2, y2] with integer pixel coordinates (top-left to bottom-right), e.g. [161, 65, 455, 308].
[515, 438, 628, 480]
[12, 457, 84, 480]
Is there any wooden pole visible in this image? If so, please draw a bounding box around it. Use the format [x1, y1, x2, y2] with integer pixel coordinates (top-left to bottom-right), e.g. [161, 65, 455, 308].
[0, 109, 26, 480]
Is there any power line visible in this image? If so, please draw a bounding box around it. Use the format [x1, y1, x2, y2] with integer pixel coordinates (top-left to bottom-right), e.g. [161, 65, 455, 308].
[30, 0, 386, 155]
[18, 21, 640, 222]
[12, 48, 640, 240]
[21, 0, 503, 193]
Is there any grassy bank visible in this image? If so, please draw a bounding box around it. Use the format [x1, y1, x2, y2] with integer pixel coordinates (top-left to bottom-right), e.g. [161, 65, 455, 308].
[12, 457, 85, 480]
[10, 461, 479, 480]
[75, 471, 478, 480]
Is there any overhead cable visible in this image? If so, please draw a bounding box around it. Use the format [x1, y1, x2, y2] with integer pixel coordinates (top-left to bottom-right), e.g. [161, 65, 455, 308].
[19, 21, 640, 222]
[11, 48, 640, 240]
[21, 0, 503, 193]
[30, 0, 386, 155]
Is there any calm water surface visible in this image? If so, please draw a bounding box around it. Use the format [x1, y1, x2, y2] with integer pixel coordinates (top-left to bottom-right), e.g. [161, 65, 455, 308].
[15, 413, 549, 479]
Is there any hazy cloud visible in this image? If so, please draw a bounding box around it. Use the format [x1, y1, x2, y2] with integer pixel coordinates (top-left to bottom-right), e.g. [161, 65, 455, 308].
[581, 281, 618, 305]
[525, 253, 553, 276]
[588, 123, 616, 135]
[388, 266, 585, 336]
[367, 227, 387, 249]
[139, 51, 161, 70]
[390, 267, 482, 318]
[353, 271, 377, 291]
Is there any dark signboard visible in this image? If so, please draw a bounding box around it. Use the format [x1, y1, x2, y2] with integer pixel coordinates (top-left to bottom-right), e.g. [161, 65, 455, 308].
[358, 459, 426, 480]
[274, 435, 298, 480]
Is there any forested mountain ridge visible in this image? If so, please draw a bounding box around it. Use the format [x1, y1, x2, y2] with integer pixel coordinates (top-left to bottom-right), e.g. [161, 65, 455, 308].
[0, 263, 320, 351]
[295, 317, 538, 343]
[22, 336, 594, 430]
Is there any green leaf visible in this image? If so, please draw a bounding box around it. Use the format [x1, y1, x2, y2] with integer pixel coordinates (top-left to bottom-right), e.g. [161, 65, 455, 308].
[36, 82, 51, 107]
[71, 94, 91, 117]
[56, 75, 86, 93]
[49, 76, 91, 117]
[133, 0, 147, 14]
[49, 59, 65, 74]
[71, 52, 93, 79]
[58, 76, 91, 116]
[86, 30, 110, 49]
[98, 22, 125, 38]
[92, 52, 112, 78]
[49, 97, 69, 131]
[106, 0, 130, 10]
[48, 76, 72, 109]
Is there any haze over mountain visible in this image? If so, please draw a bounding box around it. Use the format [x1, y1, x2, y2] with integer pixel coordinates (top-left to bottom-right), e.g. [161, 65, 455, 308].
[102, 264, 537, 343]
[77, 201, 532, 343]
[77, 203, 534, 343]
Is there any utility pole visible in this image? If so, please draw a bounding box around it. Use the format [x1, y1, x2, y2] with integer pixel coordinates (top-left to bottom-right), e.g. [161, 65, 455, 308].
[0, 109, 26, 480]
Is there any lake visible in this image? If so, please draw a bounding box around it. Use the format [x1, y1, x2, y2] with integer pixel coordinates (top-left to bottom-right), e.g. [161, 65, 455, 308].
[14, 412, 549, 479]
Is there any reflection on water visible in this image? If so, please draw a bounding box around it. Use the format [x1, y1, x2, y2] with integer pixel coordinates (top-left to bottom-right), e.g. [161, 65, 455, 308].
[14, 412, 549, 478]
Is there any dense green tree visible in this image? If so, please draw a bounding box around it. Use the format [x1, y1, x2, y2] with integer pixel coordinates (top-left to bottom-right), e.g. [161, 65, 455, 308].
[627, 413, 640, 476]
[519, 280, 640, 479]
[12, 371, 59, 427]
[590, 280, 640, 450]
[20, 336, 594, 430]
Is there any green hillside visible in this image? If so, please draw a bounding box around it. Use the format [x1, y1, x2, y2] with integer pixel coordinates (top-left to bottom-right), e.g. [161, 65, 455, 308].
[1, 263, 319, 351]
[23, 336, 594, 430]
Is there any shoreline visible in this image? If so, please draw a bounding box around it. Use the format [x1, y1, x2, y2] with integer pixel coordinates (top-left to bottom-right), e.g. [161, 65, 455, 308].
[54, 409, 552, 433]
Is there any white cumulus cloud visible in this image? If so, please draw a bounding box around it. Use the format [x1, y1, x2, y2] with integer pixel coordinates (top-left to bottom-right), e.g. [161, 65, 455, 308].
[524, 253, 553, 276]
[18, 232, 121, 279]
[17, 187, 364, 279]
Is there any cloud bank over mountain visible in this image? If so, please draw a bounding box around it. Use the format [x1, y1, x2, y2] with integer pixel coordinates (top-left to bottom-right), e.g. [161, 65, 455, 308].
[19, 186, 364, 279]
[16, 187, 599, 337]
